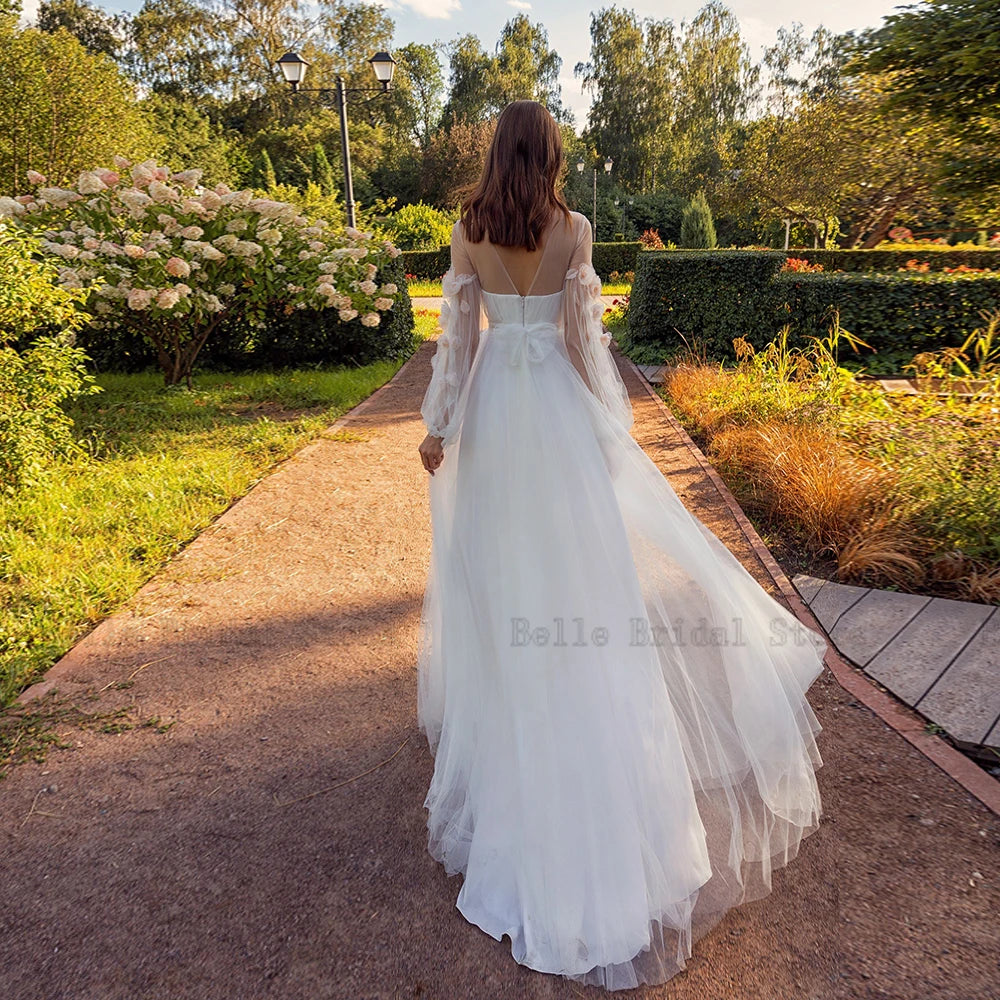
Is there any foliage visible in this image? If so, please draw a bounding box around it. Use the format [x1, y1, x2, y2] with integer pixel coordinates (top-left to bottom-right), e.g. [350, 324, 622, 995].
[2, 156, 405, 385]
[37, 0, 126, 59]
[628, 249, 1000, 360]
[854, 0, 1000, 201]
[310, 143, 336, 196]
[790, 248, 1000, 272]
[639, 229, 667, 251]
[664, 318, 1000, 597]
[575, 4, 759, 194]
[386, 202, 455, 251]
[442, 17, 569, 125]
[679, 190, 717, 248]
[725, 71, 971, 248]
[0, 226, 101, 493]
[0, 20, 160, 194]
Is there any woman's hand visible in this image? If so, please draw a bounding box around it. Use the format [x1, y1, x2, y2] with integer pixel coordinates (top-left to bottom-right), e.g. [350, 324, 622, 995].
[419, 434, 445, 475]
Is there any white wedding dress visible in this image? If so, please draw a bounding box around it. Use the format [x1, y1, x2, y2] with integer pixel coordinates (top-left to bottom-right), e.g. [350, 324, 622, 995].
[417, 211, 826, 991]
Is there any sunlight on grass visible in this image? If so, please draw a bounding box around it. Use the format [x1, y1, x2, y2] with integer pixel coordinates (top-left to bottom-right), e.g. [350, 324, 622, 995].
[0, 360, 405, 706]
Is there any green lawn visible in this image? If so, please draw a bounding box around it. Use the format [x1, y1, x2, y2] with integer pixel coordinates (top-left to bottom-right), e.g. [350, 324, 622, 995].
[0, 314, 439, 708]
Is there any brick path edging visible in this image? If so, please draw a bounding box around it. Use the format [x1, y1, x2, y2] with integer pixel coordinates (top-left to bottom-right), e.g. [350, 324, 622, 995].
[619, 348, 1000, 818]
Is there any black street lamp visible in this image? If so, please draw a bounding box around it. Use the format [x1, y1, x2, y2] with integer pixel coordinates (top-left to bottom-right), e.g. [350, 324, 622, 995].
[576, 156, 613, 241]
[276, 50, 397, 229]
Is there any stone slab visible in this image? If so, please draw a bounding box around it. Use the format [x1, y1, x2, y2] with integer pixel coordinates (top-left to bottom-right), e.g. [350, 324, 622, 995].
[867, 596, 996, 706]
[805, 580, 870, 633]
[917, 608, 1000, 745]
[830, 589, 930, 668]
[791, 573, 826, 605]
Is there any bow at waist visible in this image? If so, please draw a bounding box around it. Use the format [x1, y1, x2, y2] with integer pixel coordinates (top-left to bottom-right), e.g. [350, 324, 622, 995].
[488, 321, 561, 367]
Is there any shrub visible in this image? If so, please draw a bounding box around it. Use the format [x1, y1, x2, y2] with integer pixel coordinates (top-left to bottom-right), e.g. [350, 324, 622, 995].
[0, 226, 101, 493]
[787, 248, 1000, 272]
[679, 191, 717, 249]
[387, 202, 454, 251]
[629, 249, 1000, 361]
[1, 156, 407, 385]
[639, 228, 666, 250]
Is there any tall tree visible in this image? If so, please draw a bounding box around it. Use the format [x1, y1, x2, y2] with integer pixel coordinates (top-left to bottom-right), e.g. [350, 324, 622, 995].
[126, 0, 231, 99]
[855, 0, 1000, 199]
[576, 8, 678, 191]
[441, 33, 493, 125]
[36, 0, 124, 59]
[0, 20, 159, 192]
[486, 15, 569, 123]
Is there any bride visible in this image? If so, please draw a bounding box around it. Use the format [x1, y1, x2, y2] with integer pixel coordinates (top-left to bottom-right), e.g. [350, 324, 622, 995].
[415, 99, 826, 991]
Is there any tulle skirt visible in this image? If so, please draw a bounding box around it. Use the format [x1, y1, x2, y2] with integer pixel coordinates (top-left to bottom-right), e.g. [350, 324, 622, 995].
[417, 329, 826, 991]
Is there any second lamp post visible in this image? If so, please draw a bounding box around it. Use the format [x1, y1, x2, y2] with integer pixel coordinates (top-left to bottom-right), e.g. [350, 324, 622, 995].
[276, 50, 396, 230]
[577, 156, 613, 241]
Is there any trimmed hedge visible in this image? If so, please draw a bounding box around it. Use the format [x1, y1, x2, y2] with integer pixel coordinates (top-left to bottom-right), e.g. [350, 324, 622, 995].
[629, 250, 1000, 360]
[76, 256, 415, 373]
[400, 242, 642, 280]
[786, 248, 1000, 273]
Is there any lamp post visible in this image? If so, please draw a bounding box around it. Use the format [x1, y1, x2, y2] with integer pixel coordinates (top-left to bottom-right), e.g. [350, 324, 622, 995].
[576, 156, 613, 241]
[276, 50, 397, 230]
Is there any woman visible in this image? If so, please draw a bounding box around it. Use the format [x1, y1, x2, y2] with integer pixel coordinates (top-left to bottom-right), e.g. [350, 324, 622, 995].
[415, 100, 826, 991]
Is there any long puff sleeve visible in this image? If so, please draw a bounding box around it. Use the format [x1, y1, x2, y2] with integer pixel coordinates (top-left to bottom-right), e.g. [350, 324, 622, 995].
[420, 221, 484, 440]
[563, 217, 634, 433]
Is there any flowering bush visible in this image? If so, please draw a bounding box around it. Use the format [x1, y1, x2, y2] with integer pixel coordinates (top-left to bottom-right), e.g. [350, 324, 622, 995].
[639, 228, 666, 251]
[0, 157, 403, 385]
[782, 257, 824, 273]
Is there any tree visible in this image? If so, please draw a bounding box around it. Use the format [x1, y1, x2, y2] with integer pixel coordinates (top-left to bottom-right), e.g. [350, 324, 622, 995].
[36, 0, 124, 59]
[0, 21, 159, 192]
[441, 34, 494, 124]
[420, 117, 496, 208]
[727, 73, 960, 247]
[486, 15, 569, 123]
[311, 143, 336, 195]
[390, 42, 445, 148]
[576, 8, 678, 191]
[126, 0, 232, 99]
[141, 91, 243, 185]
[855, 0, 1000, 199]
[252, 148, 277, 189]
[680, 190, 717, 247]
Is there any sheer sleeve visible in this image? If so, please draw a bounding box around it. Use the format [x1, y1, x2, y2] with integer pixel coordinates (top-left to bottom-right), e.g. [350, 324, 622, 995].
[420, 220, 484, 440]
[563, 215, 634, 432]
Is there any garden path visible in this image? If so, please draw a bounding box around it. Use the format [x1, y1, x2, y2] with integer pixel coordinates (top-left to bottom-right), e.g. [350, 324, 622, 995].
[1, 334, 997, 1000]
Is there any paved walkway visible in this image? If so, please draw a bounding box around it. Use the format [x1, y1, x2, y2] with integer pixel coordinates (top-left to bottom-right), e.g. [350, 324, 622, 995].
[795, 575, 1000, 754]
[1, 339, 998, 1000]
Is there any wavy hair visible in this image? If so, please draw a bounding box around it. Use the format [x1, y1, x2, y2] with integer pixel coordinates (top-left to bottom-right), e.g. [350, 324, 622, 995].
[460, 100, 571, 250]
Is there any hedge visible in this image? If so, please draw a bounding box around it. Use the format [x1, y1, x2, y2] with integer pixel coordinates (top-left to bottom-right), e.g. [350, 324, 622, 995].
[400, 242, 642, 281]
[786, 248, 1000, 273]
[74, 255, 416, 374]
[628, 250, 1000, 360]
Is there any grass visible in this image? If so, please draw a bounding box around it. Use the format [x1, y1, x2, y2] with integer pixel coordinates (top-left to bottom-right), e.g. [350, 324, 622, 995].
[0, 316, 444, 711]
[659, 318, 1000, 602]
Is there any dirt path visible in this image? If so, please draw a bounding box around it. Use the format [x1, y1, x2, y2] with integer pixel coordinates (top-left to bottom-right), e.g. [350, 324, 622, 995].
[1, 339, 997, 1000]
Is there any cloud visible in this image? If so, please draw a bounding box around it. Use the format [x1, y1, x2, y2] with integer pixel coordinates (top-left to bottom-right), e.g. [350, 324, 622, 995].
[507, 0, 533, 8]
[397, 0, 463, 17]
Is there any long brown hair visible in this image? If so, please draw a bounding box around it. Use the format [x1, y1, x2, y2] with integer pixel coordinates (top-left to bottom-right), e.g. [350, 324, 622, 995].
[460, 100, 571, 250]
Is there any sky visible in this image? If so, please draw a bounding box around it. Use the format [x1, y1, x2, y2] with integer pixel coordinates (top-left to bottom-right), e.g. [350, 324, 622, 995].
[19, 0, 912, 127]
